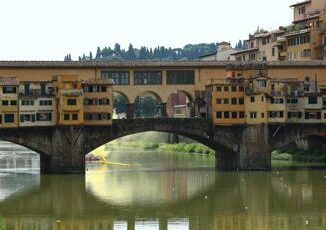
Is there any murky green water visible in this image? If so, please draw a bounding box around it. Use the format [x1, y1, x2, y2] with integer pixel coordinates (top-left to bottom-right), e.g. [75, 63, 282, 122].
[0, 144, 326, 230]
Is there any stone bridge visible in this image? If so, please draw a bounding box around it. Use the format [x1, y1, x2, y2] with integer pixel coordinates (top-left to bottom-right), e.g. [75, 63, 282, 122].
[0, 118, 325, 174]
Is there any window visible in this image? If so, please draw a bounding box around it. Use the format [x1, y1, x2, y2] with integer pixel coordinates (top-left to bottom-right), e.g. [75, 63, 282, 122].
[269, 111, 284, 118]
[4, 114, 14, 123]
[224, 86, 229, 92]
[166, 70, 195, 85]
[250, 112, 257, 118]
[67, 99, 77, 105]
[216, 85, 222, 91]
[224, 111, 230, 118]
[239, 86, 244, 92]
[250, 96, 255, 103]
[257, 80, 267, 87]
[223, 98, 229, 104]
[20, 114, 36, 122]
[3, 86, 16, 94]
[261, 96, 264, 102]
[239, 98, 244, 105]
[84, 112, 111, 120]
[231, 86, 237, 92]
[10, 100, 17, 106]
[288, 112, 302, 119]
[101, 86, 107, 92]
[239, 112, 245, 118]
[39, 100, 52, 106]
[261, 113, 265, 118]
[101, 71, 130, 85]
[134, 71, 162, 85]
[216, 98, 222, 104]
[308, 96, 318, 104]
[2, 100, 9, 106]
[287, 98, 299, 104]
[72, 114, 78, 120]
[232, 112, 237, 119]
[99, 98, 110, 105]
[37, 113, 52, 121]
[64, 114, 69, 120]
[231, 98, 237, 105]
[271, 98, 284, 104]
[305, 112, 321, 120]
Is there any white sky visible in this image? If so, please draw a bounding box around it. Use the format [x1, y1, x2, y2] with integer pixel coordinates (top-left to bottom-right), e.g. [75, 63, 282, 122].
[0, 0, 295, 60]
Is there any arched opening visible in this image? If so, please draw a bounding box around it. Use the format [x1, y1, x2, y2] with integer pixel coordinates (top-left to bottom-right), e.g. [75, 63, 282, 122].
[85, 131, 216, 206]
[0, 140, 40, 172]
[272, 134, 326, 166]
[113, 91, 130, 119]
[133, 91, 163, 118]
[166, 91, 194, 118]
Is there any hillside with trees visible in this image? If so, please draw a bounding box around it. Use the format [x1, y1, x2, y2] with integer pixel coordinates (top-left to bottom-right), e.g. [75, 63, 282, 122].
[65, 43, 221, 61]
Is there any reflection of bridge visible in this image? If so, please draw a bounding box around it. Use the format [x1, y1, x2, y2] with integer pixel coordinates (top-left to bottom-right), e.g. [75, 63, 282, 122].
[0, 170, 326, 230]
[0, 119, 325, 173]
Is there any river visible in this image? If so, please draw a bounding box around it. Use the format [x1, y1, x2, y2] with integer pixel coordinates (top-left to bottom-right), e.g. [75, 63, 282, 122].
[0, 142, 326, 230]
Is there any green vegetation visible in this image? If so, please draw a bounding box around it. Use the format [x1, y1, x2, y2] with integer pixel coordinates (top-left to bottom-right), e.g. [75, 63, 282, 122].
[66, 43, 218, 61]
[272, 150, 326, 163]
[111, 141, 215, 155]
[0, 217, 4, 230]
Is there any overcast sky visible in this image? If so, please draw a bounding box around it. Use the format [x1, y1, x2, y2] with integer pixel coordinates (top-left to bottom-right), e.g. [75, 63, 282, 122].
[0, 0, 295, 60]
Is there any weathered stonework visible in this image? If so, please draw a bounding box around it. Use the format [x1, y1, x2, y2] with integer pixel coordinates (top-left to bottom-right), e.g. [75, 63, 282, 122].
[0, 120, 325, 173]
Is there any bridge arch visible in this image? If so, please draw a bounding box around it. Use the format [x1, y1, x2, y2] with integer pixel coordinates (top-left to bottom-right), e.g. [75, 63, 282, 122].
[131, 91, 163, 104]
[166, 90, 194, 118]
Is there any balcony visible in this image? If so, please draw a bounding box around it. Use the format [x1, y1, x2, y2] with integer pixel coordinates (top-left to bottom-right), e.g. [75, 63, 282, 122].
[20, 89, 54, 97]
[270, 90, 285, 97]
[60, 89, 83, 96]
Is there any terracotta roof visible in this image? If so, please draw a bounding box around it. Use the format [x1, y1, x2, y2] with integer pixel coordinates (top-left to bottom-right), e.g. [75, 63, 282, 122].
[1, 60, 326, 68]
[0, 77, 19, 85]
[290, 0, 311, 7]
[230, 48, 259, 55]
[82, 79, 113, 85]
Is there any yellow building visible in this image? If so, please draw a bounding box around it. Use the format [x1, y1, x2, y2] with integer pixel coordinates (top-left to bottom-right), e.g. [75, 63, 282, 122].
[52, 75, 84, 125]
[82, 79, 113, 125]
[0, 77, 19, 128]
[244, 75, 270, 124]
[206, 76, 246, 125]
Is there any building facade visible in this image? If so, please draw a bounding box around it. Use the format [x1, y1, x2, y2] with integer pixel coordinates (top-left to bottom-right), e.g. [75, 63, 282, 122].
[19, 81, 56, 126]
[82, 80, 113, 125]
[0, 77, 19, 128]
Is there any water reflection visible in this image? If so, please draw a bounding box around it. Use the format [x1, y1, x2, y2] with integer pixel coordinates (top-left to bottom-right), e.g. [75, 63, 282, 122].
[0, 145, 326, 229]
[0, 170, 325, 229]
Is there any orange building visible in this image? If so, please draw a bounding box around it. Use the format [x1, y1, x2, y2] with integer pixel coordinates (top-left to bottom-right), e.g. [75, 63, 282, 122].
[206, 76, 246, 125]
[52, 75, 84, 125]
[82, 79, 113, 125]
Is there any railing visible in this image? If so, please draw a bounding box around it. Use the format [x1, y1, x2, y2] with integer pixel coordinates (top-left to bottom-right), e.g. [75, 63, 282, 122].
[20, 89, 54, 97]
[60, 89, 83, 96]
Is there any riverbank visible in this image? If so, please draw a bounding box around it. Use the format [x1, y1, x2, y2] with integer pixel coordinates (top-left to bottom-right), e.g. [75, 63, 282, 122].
[111, 141, 215, 155]
[272, 150, 326, 163]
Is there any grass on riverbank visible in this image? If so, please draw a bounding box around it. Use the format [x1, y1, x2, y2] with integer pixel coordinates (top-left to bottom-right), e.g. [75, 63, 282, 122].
[112, 141, 215, 155]
[0, 217, 4, 230]
[272, 150, 326, 163]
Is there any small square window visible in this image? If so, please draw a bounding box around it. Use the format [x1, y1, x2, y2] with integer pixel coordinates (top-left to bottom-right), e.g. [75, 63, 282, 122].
[72, 114, 78, 120]
[64, 114, 69, 120]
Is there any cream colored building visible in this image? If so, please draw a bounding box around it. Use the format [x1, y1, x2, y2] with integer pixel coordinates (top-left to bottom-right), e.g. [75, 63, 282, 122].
[19, 81, 56, 126]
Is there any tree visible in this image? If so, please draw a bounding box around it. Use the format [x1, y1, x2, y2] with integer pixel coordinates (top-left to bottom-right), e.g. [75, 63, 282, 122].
[89, 51, 93, 60]
[96, 47, 101, 59]
[114, 94, 127, 114]
[134, 96, 159, 118]
[125, 44, 136, 60]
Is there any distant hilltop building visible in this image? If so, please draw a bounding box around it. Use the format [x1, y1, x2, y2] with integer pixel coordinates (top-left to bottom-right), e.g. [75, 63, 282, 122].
[199, 42, 238, 61]
[231, 0, 326, 61]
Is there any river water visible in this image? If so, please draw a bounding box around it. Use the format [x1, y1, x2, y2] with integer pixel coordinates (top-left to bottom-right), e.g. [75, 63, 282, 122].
[0, 142, 326, 230]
